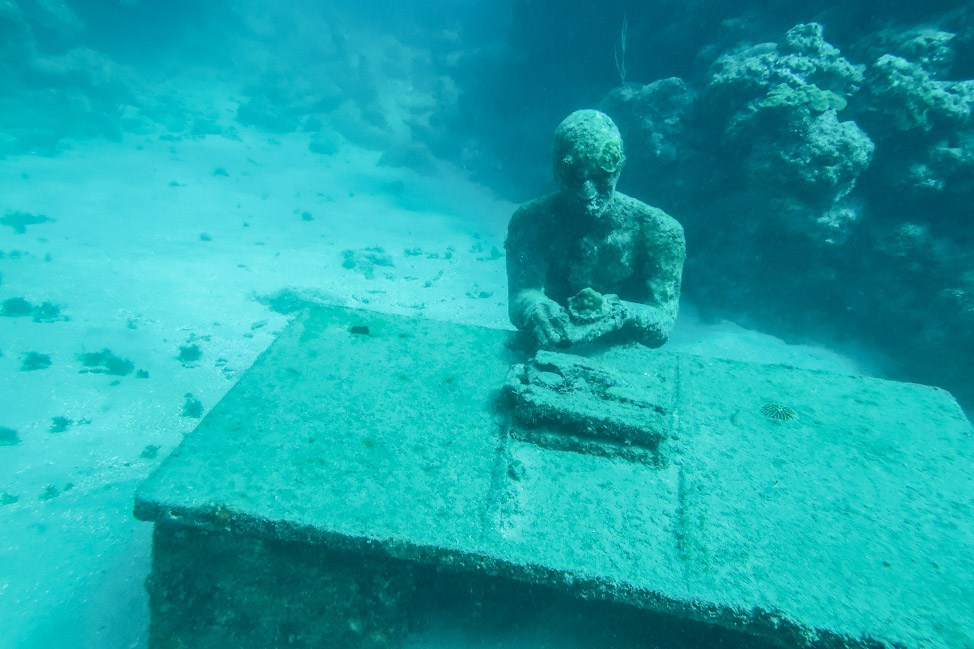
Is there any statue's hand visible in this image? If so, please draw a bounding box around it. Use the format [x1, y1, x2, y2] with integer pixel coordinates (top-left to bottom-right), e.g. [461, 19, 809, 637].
[523, 297, 570, 349]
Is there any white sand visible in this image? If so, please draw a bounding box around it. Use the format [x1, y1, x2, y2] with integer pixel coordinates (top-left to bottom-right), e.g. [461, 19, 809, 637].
[0, 126, 882, 648]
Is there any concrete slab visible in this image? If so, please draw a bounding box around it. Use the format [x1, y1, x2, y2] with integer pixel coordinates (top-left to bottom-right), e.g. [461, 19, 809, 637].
[135, 305, 974, 649]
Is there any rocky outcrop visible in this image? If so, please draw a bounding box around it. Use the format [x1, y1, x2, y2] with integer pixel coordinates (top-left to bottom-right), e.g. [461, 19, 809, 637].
[599, 21, 974, 407]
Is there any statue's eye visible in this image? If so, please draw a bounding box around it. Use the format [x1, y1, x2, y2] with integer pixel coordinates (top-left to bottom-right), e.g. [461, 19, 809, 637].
[560, 160, 586, 180]
[558, 155, 615, 186]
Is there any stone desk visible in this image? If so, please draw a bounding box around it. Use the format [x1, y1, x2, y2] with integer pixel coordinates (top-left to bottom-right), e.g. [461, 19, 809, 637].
[134, 305, 974, 649]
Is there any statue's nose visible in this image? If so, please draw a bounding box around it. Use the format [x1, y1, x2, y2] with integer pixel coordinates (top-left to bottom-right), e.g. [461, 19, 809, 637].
[580, 180, 597, 200]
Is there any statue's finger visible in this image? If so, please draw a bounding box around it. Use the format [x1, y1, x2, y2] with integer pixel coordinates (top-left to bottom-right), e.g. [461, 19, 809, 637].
[538, 321, 558, 347]
[530, 321, 553, 349]
[545, 318, 571, 347]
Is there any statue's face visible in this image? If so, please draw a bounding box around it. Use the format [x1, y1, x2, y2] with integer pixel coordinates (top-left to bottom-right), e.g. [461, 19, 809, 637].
[555, 153, 620, 219]
[551, 111, 625, 220]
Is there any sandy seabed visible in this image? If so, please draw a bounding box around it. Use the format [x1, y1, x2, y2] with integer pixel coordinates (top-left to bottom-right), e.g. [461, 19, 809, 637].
[0, 127, 880, 649]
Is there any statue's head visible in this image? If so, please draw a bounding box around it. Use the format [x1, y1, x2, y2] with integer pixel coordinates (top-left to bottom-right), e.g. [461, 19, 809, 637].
[552, 110, 625, 219]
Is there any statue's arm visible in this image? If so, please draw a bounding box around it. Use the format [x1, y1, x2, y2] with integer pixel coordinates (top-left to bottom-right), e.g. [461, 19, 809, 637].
[505, 203, 570, 346]
[623, 212, 686, 347]
[505, 205, 546, 329]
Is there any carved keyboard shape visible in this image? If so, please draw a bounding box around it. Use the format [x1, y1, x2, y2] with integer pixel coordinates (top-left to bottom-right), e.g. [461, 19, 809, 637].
[504, 350, 674, 464]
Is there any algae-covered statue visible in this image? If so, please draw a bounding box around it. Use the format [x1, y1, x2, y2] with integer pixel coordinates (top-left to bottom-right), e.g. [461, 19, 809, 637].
[505, 110, 686, 349]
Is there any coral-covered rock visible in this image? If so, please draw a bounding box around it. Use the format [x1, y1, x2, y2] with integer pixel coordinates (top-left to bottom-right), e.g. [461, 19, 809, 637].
[853, 28, 974, 215]
[853, 27, 959, 79]
[595, 19, 974, 405]
[598, 78, 696, 205]
[699, 25, 876, 237]
[906, 135, 974, 198]
[703, 23, 864, 124]
[600, 79, 693, 169]
[742, 110, 874, 210]
[862, 54, 974, 132]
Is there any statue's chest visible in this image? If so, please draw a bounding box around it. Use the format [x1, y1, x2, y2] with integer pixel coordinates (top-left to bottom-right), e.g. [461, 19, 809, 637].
[564, 230, 637, 288]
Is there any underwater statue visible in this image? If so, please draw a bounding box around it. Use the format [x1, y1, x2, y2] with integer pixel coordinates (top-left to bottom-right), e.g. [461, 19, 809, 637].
[505, 109, 686, 349]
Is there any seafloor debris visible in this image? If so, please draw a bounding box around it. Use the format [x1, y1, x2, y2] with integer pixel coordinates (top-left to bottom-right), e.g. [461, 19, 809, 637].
[21, 351, 51, 371]
[760, 402, 798, 421]
[0, 210, 53, 234]
[0, 297, 63, 322]
[342, 247, 395, 280]
[181, 394, 203, 418]
[0, 427, 20, 445]
[78, 349, 135, 376]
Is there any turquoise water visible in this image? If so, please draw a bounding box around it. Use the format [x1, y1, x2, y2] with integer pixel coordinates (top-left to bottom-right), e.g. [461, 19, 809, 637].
[1, 1, 972, 647]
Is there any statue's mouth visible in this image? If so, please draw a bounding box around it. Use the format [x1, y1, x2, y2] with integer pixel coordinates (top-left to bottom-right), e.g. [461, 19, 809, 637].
[581, 196, 609, 217]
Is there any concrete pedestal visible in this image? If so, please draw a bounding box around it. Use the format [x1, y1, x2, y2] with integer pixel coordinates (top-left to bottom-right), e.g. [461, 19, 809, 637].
[135, 305, 974, 649]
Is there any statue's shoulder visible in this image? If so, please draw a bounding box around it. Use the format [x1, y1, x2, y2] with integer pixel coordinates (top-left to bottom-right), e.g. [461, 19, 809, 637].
[615, 193, 684, 239]
[509, 193, 559, 231]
